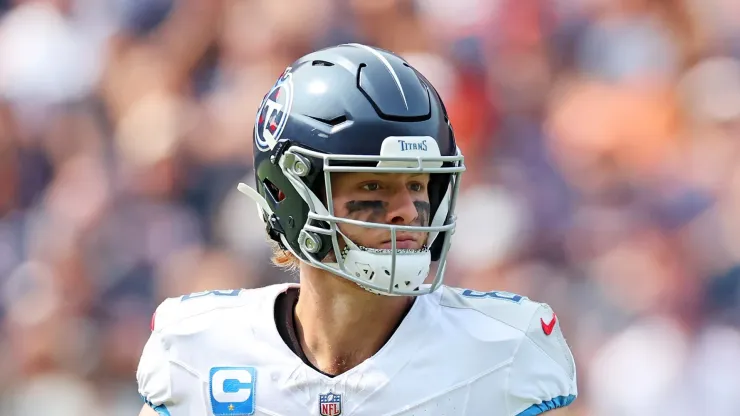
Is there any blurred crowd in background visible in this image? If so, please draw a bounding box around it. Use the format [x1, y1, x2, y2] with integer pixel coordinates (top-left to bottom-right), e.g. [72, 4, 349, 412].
[1, 0, 740, 414]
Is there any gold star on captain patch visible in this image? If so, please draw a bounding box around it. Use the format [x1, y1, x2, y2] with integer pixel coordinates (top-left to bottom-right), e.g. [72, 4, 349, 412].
[228, 404, 235, 412]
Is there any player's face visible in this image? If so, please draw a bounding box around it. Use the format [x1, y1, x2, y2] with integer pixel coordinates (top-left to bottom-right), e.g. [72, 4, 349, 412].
[330, 172, 431, 250]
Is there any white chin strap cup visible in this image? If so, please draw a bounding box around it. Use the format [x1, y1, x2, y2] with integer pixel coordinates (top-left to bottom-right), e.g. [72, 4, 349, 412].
[337, 248, 432, 295]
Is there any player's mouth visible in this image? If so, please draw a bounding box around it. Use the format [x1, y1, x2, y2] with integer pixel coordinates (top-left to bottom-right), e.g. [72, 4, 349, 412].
[378, 234, 423, 250]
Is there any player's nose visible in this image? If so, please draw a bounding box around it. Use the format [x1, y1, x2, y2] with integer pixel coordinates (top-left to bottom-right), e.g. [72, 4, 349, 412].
[385, 188, 418, 226]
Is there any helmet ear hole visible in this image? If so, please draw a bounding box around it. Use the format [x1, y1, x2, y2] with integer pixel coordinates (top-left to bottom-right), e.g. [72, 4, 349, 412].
[263, 179, 282, 203]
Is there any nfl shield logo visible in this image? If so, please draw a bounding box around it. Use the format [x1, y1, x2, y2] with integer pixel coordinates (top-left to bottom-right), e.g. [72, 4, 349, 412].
[319, 391, 342, 416]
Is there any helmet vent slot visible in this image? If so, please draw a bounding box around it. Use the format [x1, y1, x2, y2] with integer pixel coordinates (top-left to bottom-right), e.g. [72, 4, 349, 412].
[308, 115, 348, 126]
[312, 60, 334, 67]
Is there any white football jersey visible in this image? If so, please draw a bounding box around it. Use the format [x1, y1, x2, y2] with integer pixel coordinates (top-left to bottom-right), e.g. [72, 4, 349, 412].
[137, 284, 577, 416]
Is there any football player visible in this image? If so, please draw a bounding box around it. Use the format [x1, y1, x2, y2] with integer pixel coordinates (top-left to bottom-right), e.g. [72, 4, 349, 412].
[137, 43, 577, 416]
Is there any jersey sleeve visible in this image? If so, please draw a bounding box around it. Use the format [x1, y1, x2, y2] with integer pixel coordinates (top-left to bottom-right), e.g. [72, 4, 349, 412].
[136, 301, 176, 415]
[507, 304, 578, 416]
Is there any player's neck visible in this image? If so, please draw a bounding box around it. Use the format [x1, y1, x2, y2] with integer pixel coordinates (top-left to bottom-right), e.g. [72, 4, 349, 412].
[294, 265, 414, 376]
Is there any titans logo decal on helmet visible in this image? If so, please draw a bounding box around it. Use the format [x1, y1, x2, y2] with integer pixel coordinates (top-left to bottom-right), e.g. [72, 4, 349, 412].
[255, 68, 294, 152]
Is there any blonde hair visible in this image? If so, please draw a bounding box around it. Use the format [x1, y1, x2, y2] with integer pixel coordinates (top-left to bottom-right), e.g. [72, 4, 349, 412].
[269, 241, 301, 273]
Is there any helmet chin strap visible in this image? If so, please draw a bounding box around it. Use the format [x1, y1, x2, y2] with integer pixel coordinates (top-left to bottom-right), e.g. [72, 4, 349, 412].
[238, 183, 273, 217]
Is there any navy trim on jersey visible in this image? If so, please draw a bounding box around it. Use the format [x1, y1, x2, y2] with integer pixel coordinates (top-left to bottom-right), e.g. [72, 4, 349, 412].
[515, 395, 576, 416]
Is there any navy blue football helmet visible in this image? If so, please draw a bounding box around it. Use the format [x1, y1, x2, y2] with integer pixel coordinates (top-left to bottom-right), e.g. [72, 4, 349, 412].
[238, 43, 465, 296]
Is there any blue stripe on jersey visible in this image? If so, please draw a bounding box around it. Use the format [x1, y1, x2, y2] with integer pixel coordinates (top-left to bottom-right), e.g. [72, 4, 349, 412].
[516, 395, 576, 416]
[141, 395, 172, 416]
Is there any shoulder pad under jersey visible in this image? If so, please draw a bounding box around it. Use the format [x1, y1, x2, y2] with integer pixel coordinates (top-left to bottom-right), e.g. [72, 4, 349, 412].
[440, 286, 577, 384]
[149, 289, 255, 334]
[138, 286, 286, 412]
